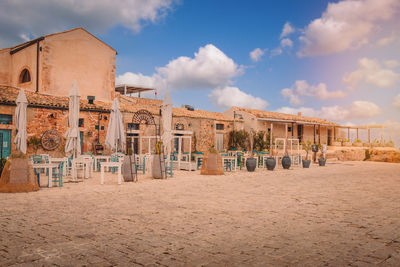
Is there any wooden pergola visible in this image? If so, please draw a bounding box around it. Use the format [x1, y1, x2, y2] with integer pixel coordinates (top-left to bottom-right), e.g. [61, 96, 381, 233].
[115, 84, 156, 97]
[335, 124, 391, 143]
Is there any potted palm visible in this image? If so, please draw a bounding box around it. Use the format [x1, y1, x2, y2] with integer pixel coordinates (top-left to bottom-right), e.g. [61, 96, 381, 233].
[246, 130, 257, 172]
[281, 130, 291, 169]
[318, 144, 327, 166]
[301, 141, 312, 168]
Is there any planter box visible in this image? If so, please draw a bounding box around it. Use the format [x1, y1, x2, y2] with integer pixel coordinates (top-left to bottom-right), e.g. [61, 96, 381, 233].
[353, 142, 363, 147]
[332, 141, 341, 146]
[343, 142, 352, 147]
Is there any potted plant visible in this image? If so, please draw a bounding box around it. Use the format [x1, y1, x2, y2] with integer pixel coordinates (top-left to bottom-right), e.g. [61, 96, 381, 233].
[28, 136, 41, 155]
[281, 131, 291, 169]
[343, 138, 352, 147]
[353, 138, 362, 147]
[301, 141, 312, 168]
[318, 144, 327, 166]
[265, 147, 276, 171]
[332, 138, 341, 146]
[246, 130, 257, 172]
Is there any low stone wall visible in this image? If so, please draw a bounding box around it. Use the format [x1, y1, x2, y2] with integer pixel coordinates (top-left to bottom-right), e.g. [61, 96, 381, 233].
[325, 147, 400, 163]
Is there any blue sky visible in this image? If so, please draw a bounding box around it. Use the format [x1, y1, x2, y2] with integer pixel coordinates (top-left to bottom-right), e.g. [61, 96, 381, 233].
[1, 0, 399, 130]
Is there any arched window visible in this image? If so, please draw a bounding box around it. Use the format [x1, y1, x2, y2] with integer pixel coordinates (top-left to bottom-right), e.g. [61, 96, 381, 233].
[175, 123, 184, 130]
[19, 69, 31, 83]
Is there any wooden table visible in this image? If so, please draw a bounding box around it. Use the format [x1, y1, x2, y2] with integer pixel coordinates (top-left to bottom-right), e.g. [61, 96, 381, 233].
[100, 162, 122, 185]
[32, 163, 59, 187]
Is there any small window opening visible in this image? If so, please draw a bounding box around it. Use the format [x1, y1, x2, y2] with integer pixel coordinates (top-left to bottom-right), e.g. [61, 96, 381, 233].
[19, 69, 31, 83]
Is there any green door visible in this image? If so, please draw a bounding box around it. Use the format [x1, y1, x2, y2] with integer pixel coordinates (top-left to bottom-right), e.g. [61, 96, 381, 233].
[80, 131, 83, 154]
[0, 129, 12, 158]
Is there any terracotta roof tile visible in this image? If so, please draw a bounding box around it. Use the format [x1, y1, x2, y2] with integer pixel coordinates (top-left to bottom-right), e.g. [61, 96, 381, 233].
[232, 107, 337, 125]
[173, 107, 233, 121]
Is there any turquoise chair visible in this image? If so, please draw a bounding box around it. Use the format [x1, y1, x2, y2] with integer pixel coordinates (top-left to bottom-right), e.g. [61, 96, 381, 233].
[223, 158, 232, 171]
[136, 156, 145, 174]
[52, 161, 64, 187]
[110, 154, 119, 174]
[31, 155, 42, 186]
[164, 156, 173, 177]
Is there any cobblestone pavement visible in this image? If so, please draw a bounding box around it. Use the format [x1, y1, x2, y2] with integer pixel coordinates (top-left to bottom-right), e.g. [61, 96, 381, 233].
[1, 161, 400, 266]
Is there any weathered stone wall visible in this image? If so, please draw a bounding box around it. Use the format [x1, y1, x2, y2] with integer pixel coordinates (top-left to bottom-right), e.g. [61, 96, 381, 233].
[0, 49, 11, 85]
[2, 29, 116, 102]
[0, 104, 112, 157]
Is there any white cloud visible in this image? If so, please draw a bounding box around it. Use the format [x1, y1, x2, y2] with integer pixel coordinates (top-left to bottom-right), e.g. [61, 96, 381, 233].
[384, 59, 400, 68]
[281, 80, 346, 106]
[117, 44, 243, 92]
[270, 47, 283, 57]
[343, 58, 400, 90]
[280, 38, 293, 48]
[209, 86, 268, 110]
[275, 100, 381, 122]
[376, 33, 398, 46]
[0, 0, 177, 47]
[280, 22, 295, 38]
[393, 94, 400, 109]
[298, 0, 400, 57]
[249, 48, 266, 62]
[349, 100, 382, 118]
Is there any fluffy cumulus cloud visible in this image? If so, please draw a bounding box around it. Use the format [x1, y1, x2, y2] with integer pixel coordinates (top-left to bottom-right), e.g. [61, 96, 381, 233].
[281, 80, 346, 106]
[275, 100, 382, 122]
[0, 0, 176, 47]
[280, 22, 295, 38]
[209, 86, 268, 110]
[249, 48, 265, 62]
[280, 38, 293, 48]
[117, 44, 243, 91]
[393, 94, 400, 109]
[343, 58, 400, 90]
[298, 0, 400, 57]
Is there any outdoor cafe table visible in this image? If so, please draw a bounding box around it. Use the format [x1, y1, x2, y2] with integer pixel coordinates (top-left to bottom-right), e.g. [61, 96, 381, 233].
[71, 158, 93, 180]
[222, 156, 237, 171]
[100, 162, 122, 185]
[50, 157, 68, 175]
[93, 155, 110, 171]
[32, 162, 59, 188]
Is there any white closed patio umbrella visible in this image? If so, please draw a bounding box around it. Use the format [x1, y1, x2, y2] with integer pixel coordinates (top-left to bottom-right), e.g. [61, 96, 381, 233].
[105, 98, 125, 152]
[64, 81, 81, 158]
[14, 89, 28, 154]
[161, 92, 172, 157]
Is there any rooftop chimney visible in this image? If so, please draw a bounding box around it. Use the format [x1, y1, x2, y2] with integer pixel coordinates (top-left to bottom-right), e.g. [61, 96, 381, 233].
[297, 112, 302, 117]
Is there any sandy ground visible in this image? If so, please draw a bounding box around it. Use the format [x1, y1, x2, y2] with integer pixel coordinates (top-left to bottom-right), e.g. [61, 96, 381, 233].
[1, 161, 400, 266]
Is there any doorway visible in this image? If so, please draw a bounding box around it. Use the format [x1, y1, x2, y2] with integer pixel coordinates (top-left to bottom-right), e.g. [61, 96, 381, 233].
[327, 129, 332, 146]
[0, 129, 11, 158]
[297, 125, 303, 143]
[127, 133, 139, 154]
[216, 133, 224, 151]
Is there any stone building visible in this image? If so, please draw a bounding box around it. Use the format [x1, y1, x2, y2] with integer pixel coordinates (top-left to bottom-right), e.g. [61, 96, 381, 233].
[224, 107, 340, 146]
[0, 85, 236, 157]
[0, 28, 116, 101]
[0, 27, 346, 159]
